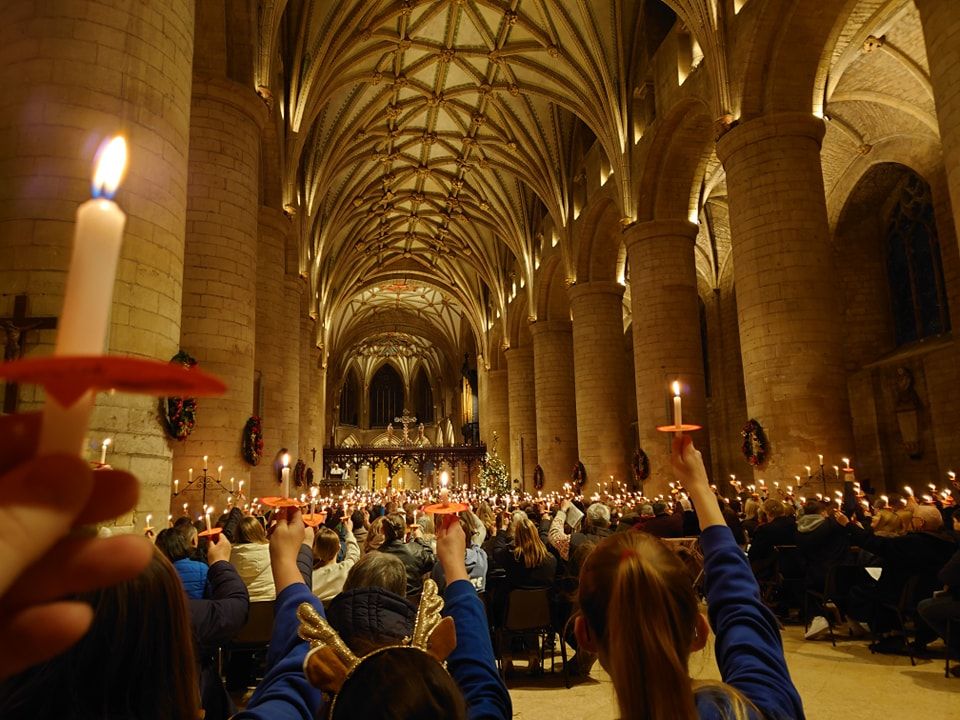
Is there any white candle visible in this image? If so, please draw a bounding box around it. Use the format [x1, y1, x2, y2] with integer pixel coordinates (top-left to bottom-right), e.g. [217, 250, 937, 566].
[310, 485, 318, 514]
[230, 476, 234, 491]
[144, 514, 152, 529]
[182, 502, 188, 515]
[174, 478, 179, 494]
[203, 455, 208, 472]
[218, 465, 223, 482]
[205, 512, 212, 533]
[672, 380, 683, 435]
[804, 466, 811, 481]
[904, 485, 913, 496]
[832, 465, 839, 478]
[238, 479, 244, 496]
[817, 454, 824, 466]
[440, 470, 449, 504]
[842, 457, 851, 471]
[99, 438, 112, 464]
[188, 468, 193, 483]
[38, 137, 128, 457]
[281, 452, 291, 498]
[167, 514, 172, 527]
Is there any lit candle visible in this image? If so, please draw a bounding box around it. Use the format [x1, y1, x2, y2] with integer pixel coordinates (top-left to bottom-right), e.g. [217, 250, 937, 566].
[230, 476, 235, 492]
[189, 468, 193, 483]
[948, 471, 956, 483]
[817, 454, 824, 466]
[167, 514, 172, 527]
[37, 137, 129, 457]
[238, 479, 244, 496]
[218, 465, 223, 482]
[144, 514, 152, 530]
[842, 457, 851, 471]
[99, 438, 112, 465]
[440, 470, 450, 504]
[904, 485, 913, 496]
[227, 495, 233, 507]
[204, 511, 212, 534]
[202, 455, 208, 473]
[672, 380, 683, 435]
[832, 465, 840, 478]
[310, 486, 318, 515]
[182, 502, 188, 515]
[804, 466, 811, 481]
[929, 483, 937, 492]
[174, 478, 179, 494]
[880, 495, 889, 504]
[281, 452, 291, 498]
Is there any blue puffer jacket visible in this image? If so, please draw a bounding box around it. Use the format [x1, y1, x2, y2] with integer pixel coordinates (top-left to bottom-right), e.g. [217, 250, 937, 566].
[325, 586, 416, 652]
[174, 557, 209, 599]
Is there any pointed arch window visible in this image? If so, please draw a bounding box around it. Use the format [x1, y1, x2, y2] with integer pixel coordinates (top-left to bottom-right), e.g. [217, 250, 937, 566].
[338, 369, 360, 426]
[413, 366, 434, 423]
[884, 172, 951, 346]
[370, 364, 404, 427]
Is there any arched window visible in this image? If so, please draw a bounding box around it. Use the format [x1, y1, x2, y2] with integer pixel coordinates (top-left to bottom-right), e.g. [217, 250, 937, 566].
[338, 369, 359, 426]
[370, 364, 404, 427]
[884, 172, 951, 346]
[412, 366, 434, 423]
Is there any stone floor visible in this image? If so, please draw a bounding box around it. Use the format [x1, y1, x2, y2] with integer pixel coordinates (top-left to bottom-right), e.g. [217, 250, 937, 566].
[509, 626, 959, 719]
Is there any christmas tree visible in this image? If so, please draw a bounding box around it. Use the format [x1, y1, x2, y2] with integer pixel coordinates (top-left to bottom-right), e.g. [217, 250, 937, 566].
[478, 450, 510, 495]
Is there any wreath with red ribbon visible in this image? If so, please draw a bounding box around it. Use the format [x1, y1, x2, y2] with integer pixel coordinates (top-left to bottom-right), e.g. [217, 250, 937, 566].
[533, 464, 545, 490]
[160, 351, 199, 441]
[741, 418, 769, 467]
[242, 416, 264, 466]
[632, 449, 650, 482]
[572, 461, 587, 491]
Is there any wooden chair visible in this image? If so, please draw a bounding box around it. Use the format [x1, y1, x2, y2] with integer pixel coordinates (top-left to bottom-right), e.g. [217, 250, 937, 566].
[494, 588, 568, 687]
[220, 600, 275, 686]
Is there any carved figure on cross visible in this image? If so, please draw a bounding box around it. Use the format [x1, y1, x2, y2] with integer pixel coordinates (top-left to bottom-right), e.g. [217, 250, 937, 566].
[394, 409, 417, 445]
[1, 295, 59, 413]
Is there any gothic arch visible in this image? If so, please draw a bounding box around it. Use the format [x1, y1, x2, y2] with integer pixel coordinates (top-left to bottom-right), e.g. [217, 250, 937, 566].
[574, 192, 623, 284]
[534, 254, 572, 322]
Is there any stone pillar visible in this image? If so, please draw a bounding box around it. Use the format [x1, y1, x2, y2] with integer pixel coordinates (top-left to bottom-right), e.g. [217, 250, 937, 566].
[251, 206, 287, 497]
[0, 0, 194, 529]
[506, 346, 537, 486]
[281, 266, 302, 466]
[569, 281, 632, 485]
[174, 76, 266, 505]
[531, 320, 579, 491]
[486, 368, 511, 469]
[624, 220, 707, 495]
[916, 0, 960, 243]
[298, 297, 314, 469]
[716, 112, 853, 481]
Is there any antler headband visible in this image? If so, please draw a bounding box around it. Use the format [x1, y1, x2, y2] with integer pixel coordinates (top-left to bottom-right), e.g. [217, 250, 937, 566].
[298, 579, 457, 713]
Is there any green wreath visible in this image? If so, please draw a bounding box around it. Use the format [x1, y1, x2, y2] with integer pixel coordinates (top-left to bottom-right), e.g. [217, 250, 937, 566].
[632, 449, 650, 481]
[741, 418, 768, 467]
[160, 350, 199, 441]
[242, 416, 264, 466]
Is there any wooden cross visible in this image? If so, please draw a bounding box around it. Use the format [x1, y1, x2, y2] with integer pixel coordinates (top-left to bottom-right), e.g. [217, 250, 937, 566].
[1, 295, 58, 413]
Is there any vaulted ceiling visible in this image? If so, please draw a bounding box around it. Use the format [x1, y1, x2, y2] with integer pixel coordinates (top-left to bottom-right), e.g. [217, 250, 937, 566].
[268, 0, 644, 368]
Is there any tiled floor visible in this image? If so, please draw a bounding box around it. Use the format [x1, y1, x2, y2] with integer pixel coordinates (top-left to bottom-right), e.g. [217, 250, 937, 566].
[509, 626, 959, 719]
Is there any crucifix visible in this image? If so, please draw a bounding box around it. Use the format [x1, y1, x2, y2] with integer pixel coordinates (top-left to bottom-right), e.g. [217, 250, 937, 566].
[1, 295, 59, 413]
[394, 409, 417, 445]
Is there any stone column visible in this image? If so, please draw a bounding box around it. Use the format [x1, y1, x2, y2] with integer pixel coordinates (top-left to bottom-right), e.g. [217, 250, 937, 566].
[174, 76, 266, 504]
[298, 296, 315, 468]
[281, 266, 302, 466]
[0, 0, 194, 529]
[531, 320, 579, 491]
[624, 220, 707, 495]
[716, 112, 853, 482]
[916, 0, 960, 243]
[569, 281, 632, 485]
[506, 346, 537, 486]
[251, 206, 287, 496]
[486, 368, 511, 469]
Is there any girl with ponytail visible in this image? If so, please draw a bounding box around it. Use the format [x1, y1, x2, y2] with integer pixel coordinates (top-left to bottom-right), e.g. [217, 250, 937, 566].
[576, 436, 804, 720]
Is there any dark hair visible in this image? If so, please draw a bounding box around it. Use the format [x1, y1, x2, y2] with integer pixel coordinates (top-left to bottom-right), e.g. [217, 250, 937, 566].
[155, 527, 190, 562]
[314, 527, 341, 566]
[0, 549, 200, 719]
[345, 553, 407, 597]
[382, 512, 407, 545]
[331, 648, 466, 720]
[802, 499, 825, 516]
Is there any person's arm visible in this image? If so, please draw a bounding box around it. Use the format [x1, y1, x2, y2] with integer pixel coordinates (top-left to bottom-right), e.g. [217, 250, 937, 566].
[190, 535, 250, 649]
[236, 507, 324, 720]
[939, 547, 960, 588]
[672, 437, 803, 719]
[437, 516, 511, 720]
[548, 504, 571, 561]
[341, 527, 360, 567]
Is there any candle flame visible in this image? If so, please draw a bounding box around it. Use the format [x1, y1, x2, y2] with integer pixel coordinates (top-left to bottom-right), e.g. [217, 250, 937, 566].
[440, 470, 449, 487]
[672, 380, 681, 396]
[282, 452, 290, 467]
[102, 437, 112, 447]
[92, 136, 128, 199]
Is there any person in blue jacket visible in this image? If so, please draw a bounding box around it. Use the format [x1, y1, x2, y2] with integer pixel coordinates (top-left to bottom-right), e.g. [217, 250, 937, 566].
[575, 435, 805, 720]
[237, 506, 511, 720]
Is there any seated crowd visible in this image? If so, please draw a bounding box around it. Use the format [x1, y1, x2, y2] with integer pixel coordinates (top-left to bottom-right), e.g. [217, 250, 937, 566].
[2, 411, 957, 719]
